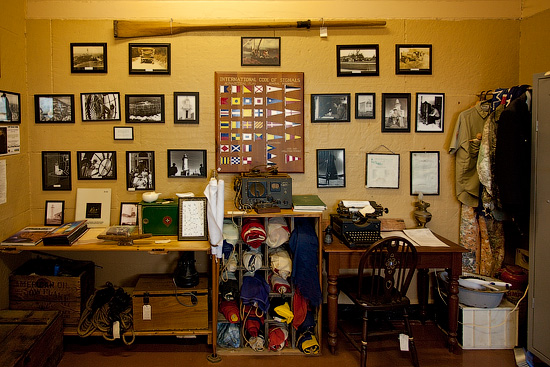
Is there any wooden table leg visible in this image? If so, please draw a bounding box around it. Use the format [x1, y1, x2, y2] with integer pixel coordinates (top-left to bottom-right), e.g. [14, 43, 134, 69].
[327, 274, 339, 354]
[446, 261, 461, 353]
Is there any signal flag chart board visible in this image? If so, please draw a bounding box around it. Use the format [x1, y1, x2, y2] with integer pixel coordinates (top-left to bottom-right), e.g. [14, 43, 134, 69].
[215, 72, 304, 173]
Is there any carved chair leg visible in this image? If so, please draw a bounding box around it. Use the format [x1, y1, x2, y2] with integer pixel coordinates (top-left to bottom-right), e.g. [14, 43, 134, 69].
[361, 311, 368, 367]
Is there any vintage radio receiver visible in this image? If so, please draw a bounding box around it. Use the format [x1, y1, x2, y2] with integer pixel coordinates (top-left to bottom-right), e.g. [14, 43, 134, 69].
[330, 200, 388, 248]
[233, 171, 292, 210]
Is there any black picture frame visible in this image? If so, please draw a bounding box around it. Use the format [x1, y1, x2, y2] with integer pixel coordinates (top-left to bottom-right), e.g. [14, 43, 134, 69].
[0, 90, 21, 123]
[167, 149, 207, 178]
[178, 197, 208, 241]
[41, 151, 72, 191]
[381, 93, 411, 132]
[396, 44, 432, 75]
[410, 151, 440, 195]
[311, 93, 350, 122]
[80, 92, 121, 121]
[126, 151, 155, 191]
[355, 93, 376, 119]
[70, 43, 107, 73]
[241, 37, 281, 66]
[317, 148, 345, 188]
[34, 94, 75, 123]
[174, 92, 199, 124]
[128, 43, 171, 75]
[120, 202, 139, 226]
[416, 93, 445, 133]
[45, 200, 65, 226]
[113, 126, 134, 140]
[125, 94, 165, 123]
[77, 151, 117, 180]
[337, 44, 379, 76]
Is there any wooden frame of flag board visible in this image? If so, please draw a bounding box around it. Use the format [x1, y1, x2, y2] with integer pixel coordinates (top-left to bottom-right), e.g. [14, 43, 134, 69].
[215, 72, 304, 173]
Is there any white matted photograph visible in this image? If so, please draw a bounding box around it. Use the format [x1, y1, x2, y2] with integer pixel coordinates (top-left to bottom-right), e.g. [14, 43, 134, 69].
[416, 93, 445, 132]
[75, 188, 112, 227]
[120, 202, 139, 226]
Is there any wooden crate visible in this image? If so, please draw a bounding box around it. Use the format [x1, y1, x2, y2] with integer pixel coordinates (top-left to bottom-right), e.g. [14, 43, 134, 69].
[9, 258, 95, 326]
[0, 310, 64, 367]
[133, 274, 209, 332]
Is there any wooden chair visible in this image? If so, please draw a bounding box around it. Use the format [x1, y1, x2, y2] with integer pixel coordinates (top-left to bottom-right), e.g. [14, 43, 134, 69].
[338, 236, 419, 367]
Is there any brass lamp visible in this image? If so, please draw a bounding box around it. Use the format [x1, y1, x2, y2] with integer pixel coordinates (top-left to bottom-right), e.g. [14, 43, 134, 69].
[413, 192, 432, 228]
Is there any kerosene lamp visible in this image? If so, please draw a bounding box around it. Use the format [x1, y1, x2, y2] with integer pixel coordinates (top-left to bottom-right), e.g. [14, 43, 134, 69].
[413, 192, 432, 228]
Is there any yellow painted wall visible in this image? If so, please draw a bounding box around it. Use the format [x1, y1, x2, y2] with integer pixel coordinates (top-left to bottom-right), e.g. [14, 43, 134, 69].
[519, 7, 550, 83]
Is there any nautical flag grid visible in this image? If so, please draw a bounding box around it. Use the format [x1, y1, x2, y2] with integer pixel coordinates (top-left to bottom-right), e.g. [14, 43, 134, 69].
[215, 72, 304, 173]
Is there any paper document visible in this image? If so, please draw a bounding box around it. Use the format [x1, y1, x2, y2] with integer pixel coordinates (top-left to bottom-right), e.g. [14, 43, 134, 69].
[381, 231, 419, 246]
[402, 228, 449, 247]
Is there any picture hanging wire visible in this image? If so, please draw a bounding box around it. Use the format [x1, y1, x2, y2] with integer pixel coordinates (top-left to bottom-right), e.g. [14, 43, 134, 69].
[369, 144, 396, 154]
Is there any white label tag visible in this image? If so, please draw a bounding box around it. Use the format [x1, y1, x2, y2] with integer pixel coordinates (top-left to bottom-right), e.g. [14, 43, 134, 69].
[399, 333, 409, 351]
[143, 304, 152, 320]
[113, 321, 120, 339]
[320, 27, 328, 38]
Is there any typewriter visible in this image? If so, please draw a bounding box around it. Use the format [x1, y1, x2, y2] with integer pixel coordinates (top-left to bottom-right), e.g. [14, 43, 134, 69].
[330, 200, 388, 249]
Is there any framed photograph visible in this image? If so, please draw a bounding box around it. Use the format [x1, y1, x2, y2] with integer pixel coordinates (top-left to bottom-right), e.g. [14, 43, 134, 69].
[113, 126, 134, 140]
[317, 149, 345, 188]
[125, 94, 165, 123]
[174, 92, 199, 124]
[410, 151, 440, 195]
[41, 151, 71, 191]
[416, 93, 445, 132]
[120, 202, 139, 226]
[365, 153, 400, 189]
[0, 90, 21, 123]
[75, 188, 112, 227]
[77, 151, 117, 180]
[382, 93, 411, 132]
[44, 200, 65, 226]
[355, 93, 376, 119]
[81, 92, 120, 121]
[126, 151, 155, 191]
[311, 94, 350, 122]
[128, 43, 171, 74]
[167, 149, 207, 177]
[178, 197, 208, 241]
[396, 44, 432, 75]
[34, 94, 75, 123]
[70, 43, 107, 73]
[337, 44, 379, 76]
[241, 37, 281, 66]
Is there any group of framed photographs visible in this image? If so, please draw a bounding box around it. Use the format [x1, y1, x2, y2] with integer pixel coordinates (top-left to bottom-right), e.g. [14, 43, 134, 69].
[312, 92, 444, 132]
[317, 148, 440, 195]
[41, 149, 207, 191]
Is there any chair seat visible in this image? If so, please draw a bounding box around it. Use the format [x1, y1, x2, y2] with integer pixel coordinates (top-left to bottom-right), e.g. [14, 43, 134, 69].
[339, 275, 410, 309]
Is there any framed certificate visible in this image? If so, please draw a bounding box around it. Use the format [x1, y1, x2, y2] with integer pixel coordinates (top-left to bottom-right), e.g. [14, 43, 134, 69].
[178, 197, 208, 241]
[365, 153, 400, 189]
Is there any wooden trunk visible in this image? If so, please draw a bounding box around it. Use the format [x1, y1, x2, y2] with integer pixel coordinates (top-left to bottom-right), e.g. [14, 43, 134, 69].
[133, 274, 209, 332]
[0, 310, 64, 367]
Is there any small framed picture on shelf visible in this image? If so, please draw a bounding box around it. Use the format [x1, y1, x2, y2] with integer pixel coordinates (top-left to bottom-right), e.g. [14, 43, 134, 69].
[81, 93, 120, 121]
[337, 44, 379, 77]
[355, 93, 376, 119]
[0, 90, 21, 123]
[410, 151, 440, 195]
[167, 149, 207, 177]
[311, 93, 350, 122]
[125, 94, 165, 123]
[113, 126, 134, 140]
[381, 93, 411, 132]
[416, 93, 445, 132]
[178, 197, 208, 241]
[317, 148, 346, 188]
[396, 44, 432, 75]
[70, 43, 107, 73]
[174, 92, 199, 124]
[365, 153, 400, 189]
[120, 202, 139, 226]
[76, 151, 117, 180]
[41, 151, 72, 191]
[241, 37, 281, 66]
[34, 94, 75, 123]
[128, 43, 171, 74]
[126, 151, 155, 191]
[44, 200, 65, 226]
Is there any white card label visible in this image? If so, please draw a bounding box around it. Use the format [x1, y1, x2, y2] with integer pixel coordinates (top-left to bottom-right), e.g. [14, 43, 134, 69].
[143, 304, 152, 320]
[399, 333, 409, 351]
[113, 321, 120, 339]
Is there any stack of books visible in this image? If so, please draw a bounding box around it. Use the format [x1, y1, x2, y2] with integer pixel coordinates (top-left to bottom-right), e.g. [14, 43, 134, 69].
[42, 220, 88, 246]
[1, 226, 55, 246]
[292, 194, 327, 212]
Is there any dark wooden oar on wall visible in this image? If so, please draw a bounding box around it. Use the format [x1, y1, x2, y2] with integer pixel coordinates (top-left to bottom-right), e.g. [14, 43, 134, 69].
[114, 19, 386, 38]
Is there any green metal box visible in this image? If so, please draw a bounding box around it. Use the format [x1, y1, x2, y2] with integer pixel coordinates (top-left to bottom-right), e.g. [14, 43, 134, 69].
[139, 201, 178, 236]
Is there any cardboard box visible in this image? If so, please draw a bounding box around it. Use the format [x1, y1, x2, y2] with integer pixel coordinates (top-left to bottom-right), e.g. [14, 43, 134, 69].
[133, 274, 209, 332]
[9, 258, 95, 326]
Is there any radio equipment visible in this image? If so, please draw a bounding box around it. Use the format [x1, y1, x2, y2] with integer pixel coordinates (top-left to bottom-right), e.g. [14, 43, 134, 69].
[233, 170, 293, 210]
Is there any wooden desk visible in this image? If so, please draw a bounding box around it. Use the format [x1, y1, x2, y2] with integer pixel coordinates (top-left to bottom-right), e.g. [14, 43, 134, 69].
[323, 233, 467, 354]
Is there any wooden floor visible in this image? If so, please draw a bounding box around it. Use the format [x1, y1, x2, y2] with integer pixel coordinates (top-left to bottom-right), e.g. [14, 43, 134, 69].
[58, 321, 522, 367]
